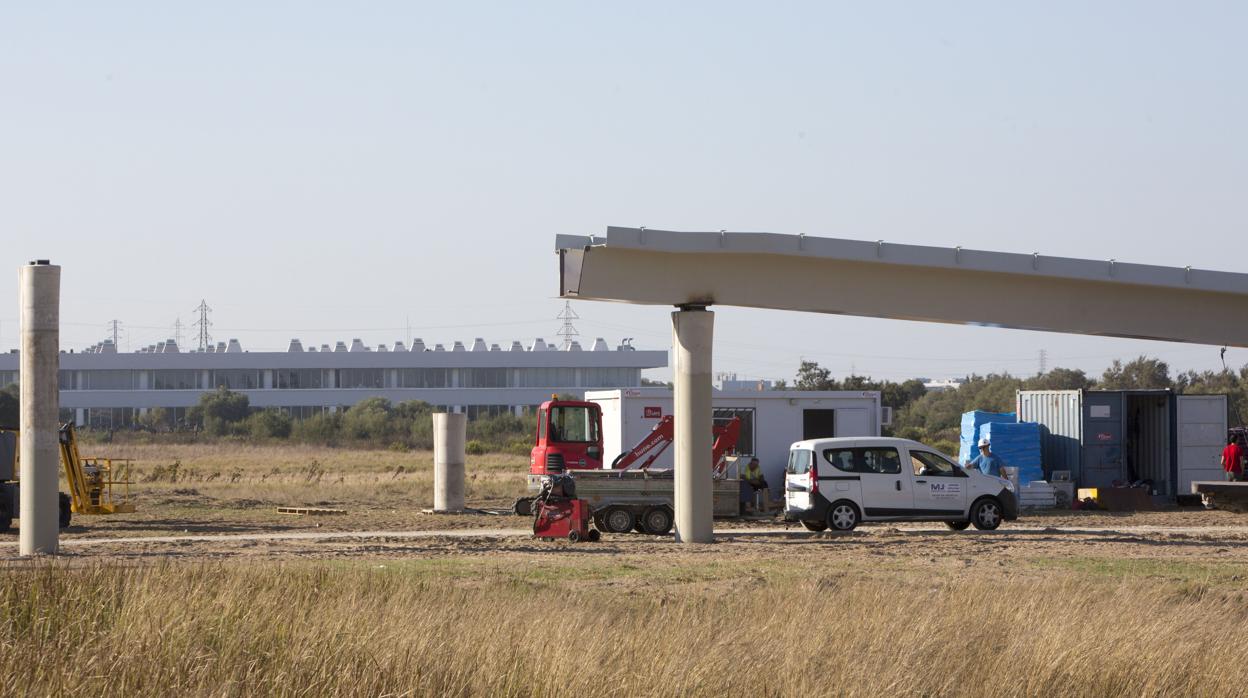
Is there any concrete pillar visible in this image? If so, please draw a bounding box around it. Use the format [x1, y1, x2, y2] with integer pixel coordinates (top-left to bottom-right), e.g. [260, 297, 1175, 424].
[19, 261, 60, 556]
[433, 412, 466, 512]
[672, 307, 714, 544]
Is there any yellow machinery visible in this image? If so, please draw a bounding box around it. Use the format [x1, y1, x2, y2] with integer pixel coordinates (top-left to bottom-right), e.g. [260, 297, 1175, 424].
[58, 423, 135, 515]
[0, 423, 134, 531]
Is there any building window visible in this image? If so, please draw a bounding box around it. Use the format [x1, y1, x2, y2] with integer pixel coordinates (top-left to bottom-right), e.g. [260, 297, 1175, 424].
[210, 370, 260, 390]
[0, 371, 15, 387]
[397, 368, 449, 388]
[714, 408, 755, 456]
[338, 368, 384, 389]
[152, 370, 199, 390]
[81, 370, 137, 390]
[513, 368, 577, 388]
[461, 368, 508, 388]
[275, 369, 327, 389]
[581, 367, 638, 388]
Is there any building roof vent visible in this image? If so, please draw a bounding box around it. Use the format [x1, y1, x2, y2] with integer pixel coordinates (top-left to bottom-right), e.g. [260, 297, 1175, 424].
[411, 339, 426, 352]
[101, 340, 117, 354]
[156, 341, 166, 353]
[350, 339, 366, 352]
[452, 341, 466, 352]
[205, 344, 216, 353]
[471, 338, 487, 352]
[393, 341, 408, 352]
[490, 343, 501, 351]
[434, 343, 446, 351]
[307, 346, 317, 352]
[591, 337, 608, 351]
[377, 344, 388, 352]
[566, 341, 583, 351]
[288, 339, 304, 352]
[217, 342, 227, 352]
[529, 338, 547, 352]
[510, 341, 524, 351]
[546, 340, 559, 351]
[334, 341, 348, 352]
[164, 339, 179, 353]
[226, 339, 243, 353]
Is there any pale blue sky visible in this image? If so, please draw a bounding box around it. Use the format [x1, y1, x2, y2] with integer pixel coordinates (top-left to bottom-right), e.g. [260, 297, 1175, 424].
[1, 2, 1245, 382]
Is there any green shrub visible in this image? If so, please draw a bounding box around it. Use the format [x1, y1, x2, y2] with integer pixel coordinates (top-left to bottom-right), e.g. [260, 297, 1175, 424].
[465, 440, 488, 456]
[247, 410, 293, 439]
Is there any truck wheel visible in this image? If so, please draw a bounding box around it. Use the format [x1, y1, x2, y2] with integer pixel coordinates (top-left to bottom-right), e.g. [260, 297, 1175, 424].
[512, 497, 533, 517]
[59, 493, 72, 529]
[601, 507, 636, 534]
[946, 521, 971, 531]
[801, 520, 828, 532]
[971, 498, 1003, 531]
[587, 529, 601, 542]
[826, 501, 860, 531]
[640, 506, 674, 535]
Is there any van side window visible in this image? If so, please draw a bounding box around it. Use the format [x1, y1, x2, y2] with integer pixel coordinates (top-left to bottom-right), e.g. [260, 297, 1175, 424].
[786, 449, 812, 475]
[822, 447, 901, 474]
[911, 450, 966, 477]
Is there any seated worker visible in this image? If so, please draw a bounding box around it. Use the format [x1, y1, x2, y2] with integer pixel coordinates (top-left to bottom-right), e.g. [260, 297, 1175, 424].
[965, 437, 1005, 477]
[743, 457, 771, 514]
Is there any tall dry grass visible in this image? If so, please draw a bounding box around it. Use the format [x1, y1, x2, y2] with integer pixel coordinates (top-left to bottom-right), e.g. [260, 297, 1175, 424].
[2, 560, 1245, 696]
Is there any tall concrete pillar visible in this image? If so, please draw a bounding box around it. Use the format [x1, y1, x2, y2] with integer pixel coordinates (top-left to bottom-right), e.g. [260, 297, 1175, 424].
[672, 307, 714, 544]
[433, 412, 466, 512]
[19, 261, 60, 556]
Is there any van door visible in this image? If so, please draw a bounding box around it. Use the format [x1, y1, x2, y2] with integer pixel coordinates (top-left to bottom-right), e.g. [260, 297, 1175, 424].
[1176, 395, 1227, 493]
[854, 445, 911, 517]
[908, 448, 968, 515]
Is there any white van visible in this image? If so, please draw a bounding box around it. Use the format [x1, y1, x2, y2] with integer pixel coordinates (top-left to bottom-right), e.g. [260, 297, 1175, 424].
[784, 437, 1019, 532]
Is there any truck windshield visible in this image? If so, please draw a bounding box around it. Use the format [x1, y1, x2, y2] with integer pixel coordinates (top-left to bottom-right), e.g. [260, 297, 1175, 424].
[549, 405, 598, 443]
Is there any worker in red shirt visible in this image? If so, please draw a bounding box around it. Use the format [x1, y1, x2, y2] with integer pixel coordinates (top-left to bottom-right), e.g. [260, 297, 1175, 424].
[1221, 436, 1245, 482]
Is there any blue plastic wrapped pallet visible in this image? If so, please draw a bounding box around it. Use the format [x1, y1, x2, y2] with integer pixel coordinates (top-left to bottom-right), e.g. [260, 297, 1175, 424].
[980, 421, 1045, 485]
[958, 411, 1017, 464]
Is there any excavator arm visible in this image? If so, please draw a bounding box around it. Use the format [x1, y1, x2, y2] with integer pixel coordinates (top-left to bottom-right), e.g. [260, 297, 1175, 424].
[610, 414, 743, 475]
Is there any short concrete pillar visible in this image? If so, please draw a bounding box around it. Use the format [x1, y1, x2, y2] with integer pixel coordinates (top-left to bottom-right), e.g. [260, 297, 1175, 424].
[19, 261, 60, 556]
[672, 307, 714, 544]
[433, 412, 466, 512]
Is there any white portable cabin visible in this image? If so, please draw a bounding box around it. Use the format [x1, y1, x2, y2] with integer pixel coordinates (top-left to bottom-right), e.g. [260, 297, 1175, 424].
[586, 388, 884, 488]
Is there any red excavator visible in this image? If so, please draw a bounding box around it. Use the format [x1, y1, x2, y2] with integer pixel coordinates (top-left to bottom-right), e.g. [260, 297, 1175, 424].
[521, 398, 744, 535]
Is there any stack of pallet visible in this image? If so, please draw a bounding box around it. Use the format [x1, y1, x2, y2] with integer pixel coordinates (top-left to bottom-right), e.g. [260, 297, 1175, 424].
[1019, 481, 1057, 509]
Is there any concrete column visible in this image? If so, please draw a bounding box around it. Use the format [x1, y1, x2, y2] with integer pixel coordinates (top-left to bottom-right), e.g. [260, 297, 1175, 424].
[433, 412, 466, 512]
[672, 307, 714, 544]
[19, 261, 60, 556]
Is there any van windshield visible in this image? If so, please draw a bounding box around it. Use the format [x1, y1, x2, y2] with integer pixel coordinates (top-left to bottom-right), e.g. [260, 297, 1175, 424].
[786, 449, 813, 475]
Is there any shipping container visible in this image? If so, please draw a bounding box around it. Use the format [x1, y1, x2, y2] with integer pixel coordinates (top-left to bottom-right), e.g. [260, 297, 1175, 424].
[1017, 389, 1227, 497]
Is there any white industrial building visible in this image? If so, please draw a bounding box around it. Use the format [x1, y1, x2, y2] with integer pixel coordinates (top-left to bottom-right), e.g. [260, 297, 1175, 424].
[0, 337, 666, 428]
[587, 388, 885, 489]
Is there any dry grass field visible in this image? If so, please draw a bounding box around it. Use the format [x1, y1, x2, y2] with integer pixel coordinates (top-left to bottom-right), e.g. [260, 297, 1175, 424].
[5, 442, 1248, 696]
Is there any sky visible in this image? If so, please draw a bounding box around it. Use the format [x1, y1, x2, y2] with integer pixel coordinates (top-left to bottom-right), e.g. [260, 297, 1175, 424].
[1, 2, 1245, 384]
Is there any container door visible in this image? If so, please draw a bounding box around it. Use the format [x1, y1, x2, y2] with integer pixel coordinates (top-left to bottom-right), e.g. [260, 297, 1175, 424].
[1081, 393, 1124, 489]
[1176, 395, 1227, 493]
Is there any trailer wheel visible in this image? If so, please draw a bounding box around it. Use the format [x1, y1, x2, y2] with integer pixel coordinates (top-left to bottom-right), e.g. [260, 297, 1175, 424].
[59, 493, 72, 529]
[601, 507, 636, 534]
[640, 506, 674, 535]
[587, 529, 601, 542]
[568, 530, 581, 543]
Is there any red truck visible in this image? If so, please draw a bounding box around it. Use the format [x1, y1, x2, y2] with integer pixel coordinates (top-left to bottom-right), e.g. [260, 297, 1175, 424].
[517, 398, 744, 534]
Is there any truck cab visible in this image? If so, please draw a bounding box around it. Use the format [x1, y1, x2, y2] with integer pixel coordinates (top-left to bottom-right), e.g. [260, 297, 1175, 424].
[530, 400, 605, 475]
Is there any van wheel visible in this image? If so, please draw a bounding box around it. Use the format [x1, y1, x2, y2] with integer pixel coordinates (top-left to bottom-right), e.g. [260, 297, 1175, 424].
[826, 501, 859, 531]
[971, 498, 1003, 531]
[640, 506, 673, 535]
[601, 507, 636, 534]
[946, 521, 971, 531]
[801, 520, 828, 532]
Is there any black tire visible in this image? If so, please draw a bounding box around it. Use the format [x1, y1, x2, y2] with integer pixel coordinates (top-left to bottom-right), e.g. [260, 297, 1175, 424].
[587, 529, 601, 542]
[640, 506, 674, 536]
[633, 521, 646, 533]
[801, 520, 828, 532]
[568, 530, 581, 543]
[971, 498, 1003, 531]
[946, 521, 971, 531]
[512, 497, 533, 517]
[58, 493, 72, 529]
[601, 507, 636, 534]
[826, 500, 860, 531]
[0, 500, 10, 534]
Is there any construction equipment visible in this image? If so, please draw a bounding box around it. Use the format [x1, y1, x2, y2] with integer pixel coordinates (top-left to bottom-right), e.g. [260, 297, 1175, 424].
[517, 398, 745, 534]
[0, 422, 134, 532]
[531, 474, 599, 542]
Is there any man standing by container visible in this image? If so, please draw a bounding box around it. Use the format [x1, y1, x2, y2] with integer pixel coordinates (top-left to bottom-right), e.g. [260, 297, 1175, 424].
[1221, 436, 1244, 482]
[966, 437, 1006, 478]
